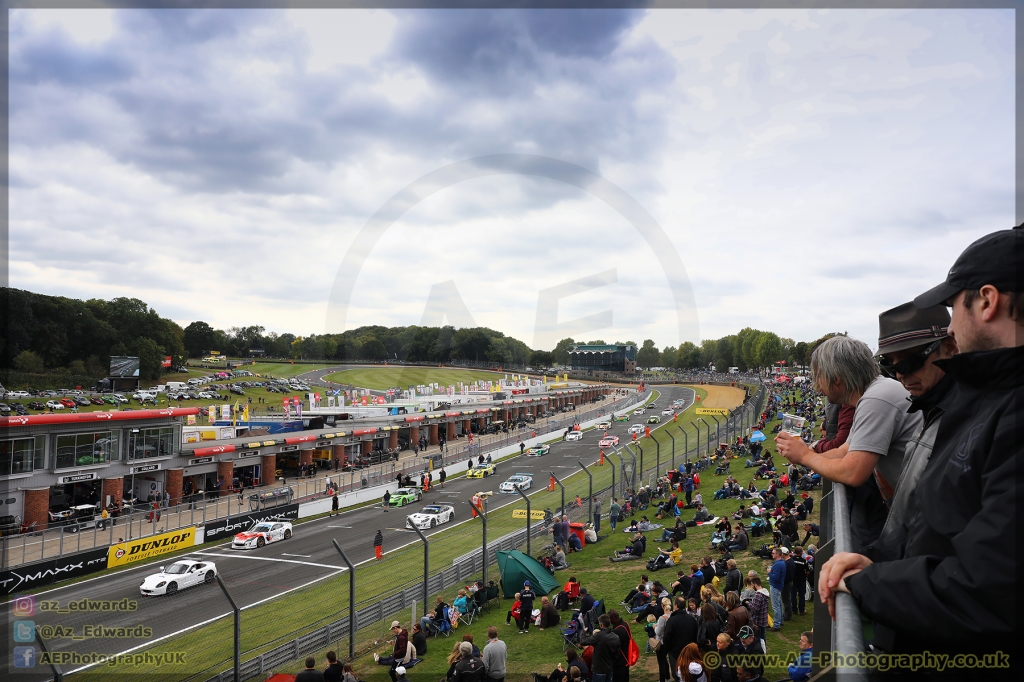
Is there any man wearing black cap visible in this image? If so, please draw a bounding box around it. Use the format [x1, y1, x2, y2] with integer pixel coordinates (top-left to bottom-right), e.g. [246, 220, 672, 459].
[818, 225, 1022, 675]
[874, 301, 958, 545]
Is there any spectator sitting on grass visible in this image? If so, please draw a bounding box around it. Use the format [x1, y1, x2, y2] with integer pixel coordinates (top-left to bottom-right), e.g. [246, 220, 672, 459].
[614, 532, 646, 559]
[691, 504, 712, 524]
[550, 545, 568, 569]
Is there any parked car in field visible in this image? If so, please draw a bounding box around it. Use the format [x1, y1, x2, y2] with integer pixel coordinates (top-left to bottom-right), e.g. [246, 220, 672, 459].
[46, 400, 65, 410]
[28, 401, 45, 410]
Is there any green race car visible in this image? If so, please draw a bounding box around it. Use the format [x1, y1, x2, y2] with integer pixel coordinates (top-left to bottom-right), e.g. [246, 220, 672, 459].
[388, 488, 422, 507]
[466, 463, 496, 478]
[648, 415, 661, 424]
[526, 444, 551, 457]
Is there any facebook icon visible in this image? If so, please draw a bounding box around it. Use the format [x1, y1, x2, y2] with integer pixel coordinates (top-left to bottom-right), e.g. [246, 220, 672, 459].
[14, 647, 36, 668]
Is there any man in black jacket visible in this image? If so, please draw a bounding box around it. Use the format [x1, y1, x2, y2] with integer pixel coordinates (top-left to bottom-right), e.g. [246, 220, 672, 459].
[819, 225, 1022, 676]
[581, 614, 620, 682]
[662, 597, 699, 668]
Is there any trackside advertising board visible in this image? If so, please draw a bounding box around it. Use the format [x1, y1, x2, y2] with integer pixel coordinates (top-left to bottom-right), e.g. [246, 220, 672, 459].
[202, 503, 300, 542]
[0, 547, 110, 595]
[107, 527, 197, 568]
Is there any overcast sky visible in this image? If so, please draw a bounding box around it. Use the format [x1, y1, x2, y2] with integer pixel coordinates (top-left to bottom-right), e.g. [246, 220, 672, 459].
[8, 8, 1015, 351]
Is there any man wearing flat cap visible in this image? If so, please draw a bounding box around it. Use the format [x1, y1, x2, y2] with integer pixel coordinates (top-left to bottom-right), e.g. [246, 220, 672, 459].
[818, 225, 1022, 676]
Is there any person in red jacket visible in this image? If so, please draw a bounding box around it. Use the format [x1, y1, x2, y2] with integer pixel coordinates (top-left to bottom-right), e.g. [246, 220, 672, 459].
[505, 593, 521, 626]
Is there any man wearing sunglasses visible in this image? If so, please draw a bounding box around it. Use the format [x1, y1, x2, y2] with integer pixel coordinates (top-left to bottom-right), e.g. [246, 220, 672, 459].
[817, 225, 1021, 675]
[873, 302, 957, 547]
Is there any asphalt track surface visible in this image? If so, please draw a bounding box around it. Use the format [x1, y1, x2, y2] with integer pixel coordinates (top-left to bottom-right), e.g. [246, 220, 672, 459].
[3, 386, 695, 681]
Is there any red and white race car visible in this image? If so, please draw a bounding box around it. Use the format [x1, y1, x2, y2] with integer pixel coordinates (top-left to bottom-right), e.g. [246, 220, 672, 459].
[598, 436, 620, 447]
[232, 521, 293, 549]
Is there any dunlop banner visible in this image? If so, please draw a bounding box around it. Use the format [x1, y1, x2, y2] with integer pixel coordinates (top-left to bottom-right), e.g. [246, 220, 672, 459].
[107, 527, 196, 567]
[695, 408, 729, 415]
[512, 509, 547, 519]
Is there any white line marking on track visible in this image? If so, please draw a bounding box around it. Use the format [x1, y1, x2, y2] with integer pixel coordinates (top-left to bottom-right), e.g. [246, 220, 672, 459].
[281, 553, 311, 557]
[195, 552, 341, 569]
[327, 525, 352, 528]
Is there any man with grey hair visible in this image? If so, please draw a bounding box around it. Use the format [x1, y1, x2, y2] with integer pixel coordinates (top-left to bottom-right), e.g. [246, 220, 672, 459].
[776, 335, 921, 546]
[451, 640, 487, 681]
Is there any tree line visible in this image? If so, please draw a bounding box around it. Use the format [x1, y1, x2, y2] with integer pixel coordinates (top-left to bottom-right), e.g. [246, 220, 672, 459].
[1, 287, 835, 382]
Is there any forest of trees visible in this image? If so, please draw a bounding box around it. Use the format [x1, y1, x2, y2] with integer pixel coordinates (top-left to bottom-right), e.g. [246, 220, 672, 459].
[1, 287, 835, 383]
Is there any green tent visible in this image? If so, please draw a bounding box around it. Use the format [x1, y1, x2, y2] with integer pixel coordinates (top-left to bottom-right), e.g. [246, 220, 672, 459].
[495, 549, 561, 598]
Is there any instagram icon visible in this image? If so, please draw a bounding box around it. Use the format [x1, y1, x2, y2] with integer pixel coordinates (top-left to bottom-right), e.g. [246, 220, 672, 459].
[13, 596, 35, 617]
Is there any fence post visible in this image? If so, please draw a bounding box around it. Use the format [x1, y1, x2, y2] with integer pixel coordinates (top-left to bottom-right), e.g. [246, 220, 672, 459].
[408, 519, 430, 617]
[711, 413, 721, 448]
[34, 624, 63, 682]
[549, 472, 566, 518]
[514, 485, 531, 556]
[635, 443, 644, 483]
[667, 430, 675, 473]
[214, 574, 241, 682]
[605, 451, 619, 499]
[331, 540, 356, 661]
[471, 500, 488, 587]
[690, 422, 700, 459]
[577, 460, 593, 523]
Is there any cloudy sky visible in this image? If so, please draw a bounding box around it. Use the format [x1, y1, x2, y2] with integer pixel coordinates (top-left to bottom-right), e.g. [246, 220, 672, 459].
[7, 7, 1015, 351]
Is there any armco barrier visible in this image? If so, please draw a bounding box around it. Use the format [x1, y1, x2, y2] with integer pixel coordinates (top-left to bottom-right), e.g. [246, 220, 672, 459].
[0, 546, 109, 595]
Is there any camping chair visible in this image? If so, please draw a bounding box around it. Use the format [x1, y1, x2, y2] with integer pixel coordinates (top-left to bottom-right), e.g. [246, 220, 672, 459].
[430, 607, 453, 638]
[565, 581, 581, 609]
[562, 611, 586, 651]
[459, 598, 480, 626]
[484, 583, 501, 611]
[473, 588, 487, 614]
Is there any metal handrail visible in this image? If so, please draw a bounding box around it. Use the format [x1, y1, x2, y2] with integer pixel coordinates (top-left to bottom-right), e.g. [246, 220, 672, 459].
[831, 482, 868, 680]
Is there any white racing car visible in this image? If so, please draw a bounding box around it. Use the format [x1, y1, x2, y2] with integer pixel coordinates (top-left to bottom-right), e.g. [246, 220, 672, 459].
[499, 473, 534, 493]
[406, 504, 455, 529]
[140, 559, 218, 596]
[627, 424, 646, 435]
[566, 431, 583, 442]
[232, 521, 293, 549]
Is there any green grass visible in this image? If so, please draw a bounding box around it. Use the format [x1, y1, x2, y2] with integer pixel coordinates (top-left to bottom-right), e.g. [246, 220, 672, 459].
[323, 366, 511, 391]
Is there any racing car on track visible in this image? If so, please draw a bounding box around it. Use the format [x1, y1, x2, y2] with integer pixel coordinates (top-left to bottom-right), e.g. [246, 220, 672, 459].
[566, 431, 583, 442]
[599, 436, 620, 447]
[648, 415, 661, 424]
[596, 421, 611, 430]
[406, 504, 455, 529]
[628, 424, 645, 435]
[388, 488, 422, 507]
[526, 444, 550, 457]
[140, 559, 218, 596]
[499, 473, 534, 493]
[232, 521, 293, 549]
[467, 463, 496, 478]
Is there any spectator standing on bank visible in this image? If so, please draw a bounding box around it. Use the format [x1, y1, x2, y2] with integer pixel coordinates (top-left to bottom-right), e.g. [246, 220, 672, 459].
[518, 580, 536, 633]
[609, 498, 620, 532]
[768, 549, 786, 631]
[482, 626, 507, 682]
[296, 656, 326, 682]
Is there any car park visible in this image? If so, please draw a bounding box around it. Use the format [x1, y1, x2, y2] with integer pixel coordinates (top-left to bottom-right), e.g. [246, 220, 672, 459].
[648, 415, 661, 424]
[388, 488, 422, 507]
[525, 444, 550, 456]
[499, 473, 534, 493]
[0, 403, 10, 415]
[113, 394, 129, 404]
[74, 397, 91, 406]
[466, 463, 496, 478]
[405, 504, 455, 529]
[627, 424, 645, 435]
[232, 521, 293, 549]
[598, 435, 620, 447]
[566, 431, 583, 442]
[28, 401, 45, 410]
[230, 386, 245, 395]
[140, 559, 218, 596]
[45, 400, 65, 410]
[60, 398, 77, 408]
